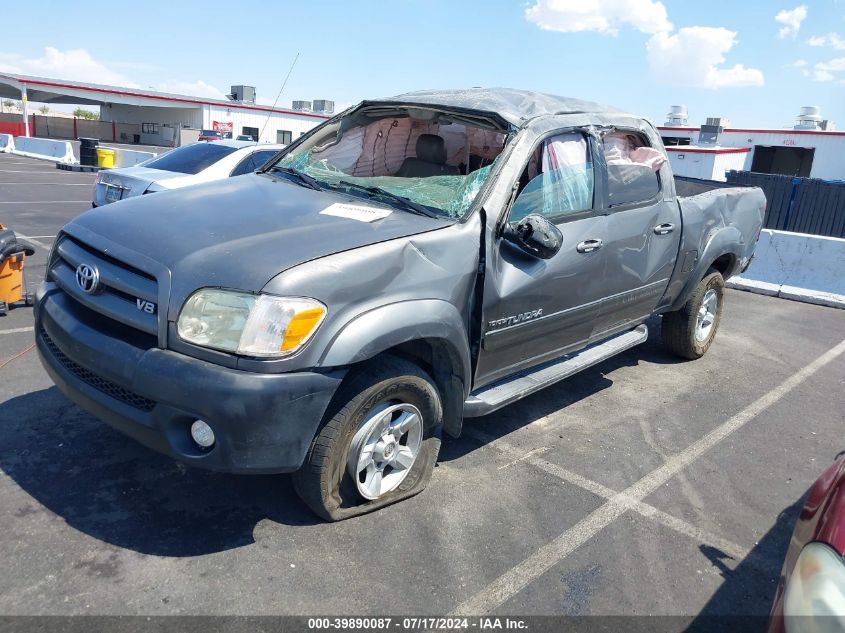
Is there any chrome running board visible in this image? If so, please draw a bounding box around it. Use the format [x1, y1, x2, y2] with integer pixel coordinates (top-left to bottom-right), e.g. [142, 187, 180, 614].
[464, 325, 648, 417]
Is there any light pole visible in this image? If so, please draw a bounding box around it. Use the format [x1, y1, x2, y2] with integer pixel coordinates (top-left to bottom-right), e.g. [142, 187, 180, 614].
[21, 85, 29, 137]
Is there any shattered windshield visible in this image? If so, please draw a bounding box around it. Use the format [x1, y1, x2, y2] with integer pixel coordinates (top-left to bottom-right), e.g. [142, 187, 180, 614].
[271, 109, 508, 218]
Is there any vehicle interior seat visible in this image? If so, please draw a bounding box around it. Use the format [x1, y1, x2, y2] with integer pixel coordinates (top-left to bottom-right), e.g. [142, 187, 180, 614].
[395, 134, 460, 177]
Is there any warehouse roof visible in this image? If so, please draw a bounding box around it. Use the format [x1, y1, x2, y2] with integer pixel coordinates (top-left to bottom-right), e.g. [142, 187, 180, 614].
[0, 72, 330, 120]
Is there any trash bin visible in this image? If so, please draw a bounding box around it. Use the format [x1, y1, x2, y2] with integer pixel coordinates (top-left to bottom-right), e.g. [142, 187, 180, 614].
[0, 253, 24, 312]
[79, 137, 99, 166]
[0, 226, 35, 316]
[96, 148, 116, 169]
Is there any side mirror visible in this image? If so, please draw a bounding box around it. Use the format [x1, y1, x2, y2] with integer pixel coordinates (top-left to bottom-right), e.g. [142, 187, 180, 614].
[503, 214, 563, 259]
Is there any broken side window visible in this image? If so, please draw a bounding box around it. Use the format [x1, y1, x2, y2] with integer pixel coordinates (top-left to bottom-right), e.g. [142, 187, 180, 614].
[603, 131, 664, 207]
[509, 132, 595, 223]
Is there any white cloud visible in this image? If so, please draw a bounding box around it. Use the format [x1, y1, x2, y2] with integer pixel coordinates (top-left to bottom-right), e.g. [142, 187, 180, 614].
[805, 57, 845, 81]
[108, 60, 164, 72]
[807, 32, 845, 49]
[524, 0, 672, 36]
[525, 1, 763, 89]
[775, 5, 808, 39]
[0, 47, 230, 101]
[154, 79, 227, 99]
[0, 47, 139, 87]
[646, 27, 764, 88]
[786, 59, 809, 67]
[816, 57, 845, 72]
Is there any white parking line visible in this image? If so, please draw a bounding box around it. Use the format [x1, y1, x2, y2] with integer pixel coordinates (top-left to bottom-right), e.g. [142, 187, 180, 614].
[453, 338, 845, 615]
[496, 446, 549, 470]
[0, 169, 61, 174]
[0, 161, 54, 165]
[14, 233, 53, 250]
[0, 327, 34, 336]
[465, 427, 755, 564]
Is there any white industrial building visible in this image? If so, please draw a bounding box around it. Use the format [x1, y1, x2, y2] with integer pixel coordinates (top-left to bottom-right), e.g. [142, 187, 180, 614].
[658, 105, 845, 182]
[0, 72, 331, 146]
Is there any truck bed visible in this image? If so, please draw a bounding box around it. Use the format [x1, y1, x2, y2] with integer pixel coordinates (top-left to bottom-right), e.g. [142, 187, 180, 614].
[674, 175, 751, 198]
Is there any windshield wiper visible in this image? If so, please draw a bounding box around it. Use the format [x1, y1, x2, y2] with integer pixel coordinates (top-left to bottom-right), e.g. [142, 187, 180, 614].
[334, 181, 439, 218]
[268, 166, 324, 191]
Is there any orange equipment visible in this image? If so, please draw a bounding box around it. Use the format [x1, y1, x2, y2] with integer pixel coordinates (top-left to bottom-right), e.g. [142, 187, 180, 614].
[0, 225, 36, 316]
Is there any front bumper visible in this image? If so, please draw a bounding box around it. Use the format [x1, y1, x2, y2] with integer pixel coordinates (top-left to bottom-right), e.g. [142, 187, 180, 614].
[35, 285, 345, 474]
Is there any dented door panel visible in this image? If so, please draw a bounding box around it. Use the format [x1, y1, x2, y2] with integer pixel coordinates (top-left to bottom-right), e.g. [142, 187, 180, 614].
[474, 213, 608, 388]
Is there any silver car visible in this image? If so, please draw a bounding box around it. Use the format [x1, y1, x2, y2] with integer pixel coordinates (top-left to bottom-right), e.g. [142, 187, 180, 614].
[92, 140, 284, 206]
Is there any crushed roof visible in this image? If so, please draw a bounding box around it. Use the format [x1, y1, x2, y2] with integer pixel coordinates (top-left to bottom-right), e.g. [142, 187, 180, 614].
[375, 87, 626, 127]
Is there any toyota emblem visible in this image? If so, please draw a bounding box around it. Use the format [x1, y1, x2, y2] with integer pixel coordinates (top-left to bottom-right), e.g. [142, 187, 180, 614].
[75, 263, 100, 294]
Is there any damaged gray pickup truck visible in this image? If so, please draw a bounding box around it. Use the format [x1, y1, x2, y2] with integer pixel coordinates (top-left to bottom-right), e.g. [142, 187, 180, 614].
[36, 88, 766, 520]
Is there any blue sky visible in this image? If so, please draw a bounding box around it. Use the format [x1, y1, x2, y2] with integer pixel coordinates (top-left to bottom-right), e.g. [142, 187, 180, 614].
[1, 0, 843, 128]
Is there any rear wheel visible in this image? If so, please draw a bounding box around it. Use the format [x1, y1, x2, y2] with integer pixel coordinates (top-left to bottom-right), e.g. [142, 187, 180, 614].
[662, 270, 725, 360]
[293, 355, 442, 521]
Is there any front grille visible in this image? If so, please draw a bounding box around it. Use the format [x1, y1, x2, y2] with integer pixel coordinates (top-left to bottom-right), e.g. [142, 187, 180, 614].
[40, 328, 156, 412]
[49, 235, 160, 337]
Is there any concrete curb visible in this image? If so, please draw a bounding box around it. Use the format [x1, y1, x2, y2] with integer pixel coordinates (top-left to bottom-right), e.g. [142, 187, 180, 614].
[726, 278, 845, 309]
[56, 163, 99, 172]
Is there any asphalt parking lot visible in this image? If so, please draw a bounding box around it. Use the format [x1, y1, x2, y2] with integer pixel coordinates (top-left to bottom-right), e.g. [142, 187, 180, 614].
[1, 152, 844, 622]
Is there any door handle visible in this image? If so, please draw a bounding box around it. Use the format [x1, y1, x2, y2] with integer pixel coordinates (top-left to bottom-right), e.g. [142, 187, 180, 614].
[653, 223, 675, 235]
[576, 239, 603, 253]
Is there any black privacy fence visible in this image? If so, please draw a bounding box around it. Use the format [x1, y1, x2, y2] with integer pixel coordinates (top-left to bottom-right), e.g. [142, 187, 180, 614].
[726, 170, 845, 239]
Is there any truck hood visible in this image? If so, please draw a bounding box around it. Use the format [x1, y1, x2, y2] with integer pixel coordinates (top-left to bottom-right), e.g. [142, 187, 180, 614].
[69, 173, 453, 312]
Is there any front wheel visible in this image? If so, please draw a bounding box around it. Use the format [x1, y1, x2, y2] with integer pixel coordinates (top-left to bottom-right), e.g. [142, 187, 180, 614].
[293, 355, 442, 521]
[662, 270, 725, 360]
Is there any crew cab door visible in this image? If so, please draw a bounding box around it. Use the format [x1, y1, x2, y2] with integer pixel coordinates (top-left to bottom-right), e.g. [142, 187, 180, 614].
[474, 131, 608, 388]
[591, 129, 682, 336]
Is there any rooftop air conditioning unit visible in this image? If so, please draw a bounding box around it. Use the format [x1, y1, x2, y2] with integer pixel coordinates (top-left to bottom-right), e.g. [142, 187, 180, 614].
[664, 105, 689, 127]
[705, 117, 730, 128]
[292, 100, 312, 111]
[230, 85, 256, 104]
[312, 100, 335, 114]
[795, 106, 823, 130]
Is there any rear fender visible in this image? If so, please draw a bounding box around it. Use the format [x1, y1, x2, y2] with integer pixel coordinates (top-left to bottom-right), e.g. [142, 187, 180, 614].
[668, 226, 741, 312]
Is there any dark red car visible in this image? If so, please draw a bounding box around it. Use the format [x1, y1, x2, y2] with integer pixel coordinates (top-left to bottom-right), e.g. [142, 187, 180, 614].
[197, 129, 224, 142]
[769, 451, 845, 632]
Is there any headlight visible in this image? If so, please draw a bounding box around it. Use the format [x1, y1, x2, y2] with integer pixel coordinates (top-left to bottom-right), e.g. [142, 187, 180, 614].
[784, 542, 845, 632]
[177, 289, 326, 357]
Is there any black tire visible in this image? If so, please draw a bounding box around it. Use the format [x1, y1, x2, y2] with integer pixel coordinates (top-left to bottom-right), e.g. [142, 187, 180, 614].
[662, 270, 725, 360]
[293, 355, 443, 521]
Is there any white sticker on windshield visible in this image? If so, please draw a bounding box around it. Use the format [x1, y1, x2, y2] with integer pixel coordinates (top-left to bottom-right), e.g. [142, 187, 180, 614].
[320, 202, 392, 223]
